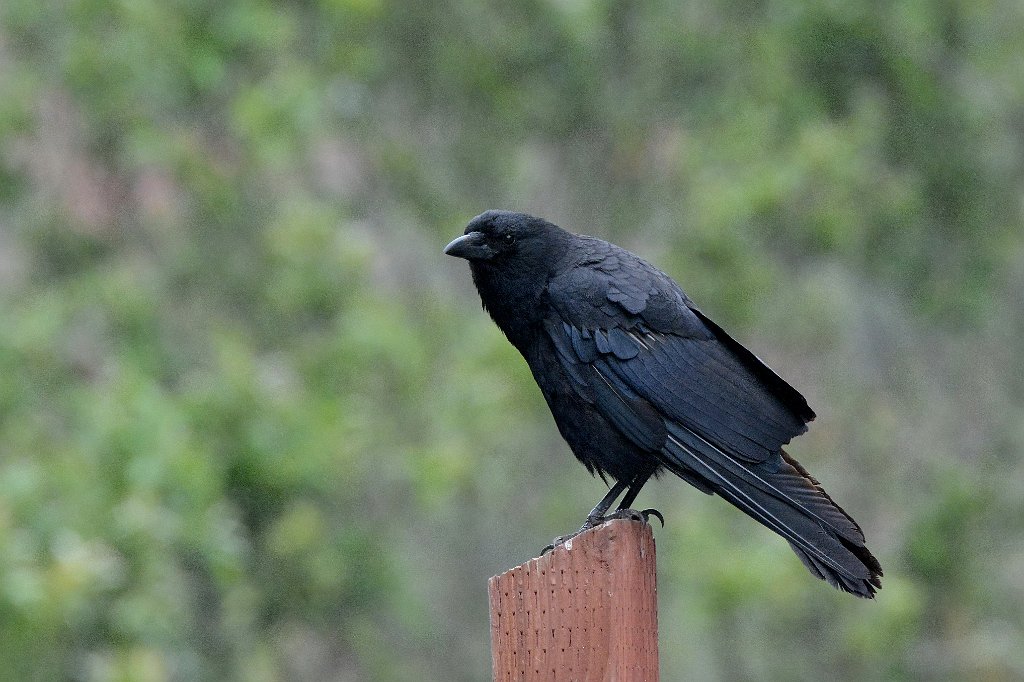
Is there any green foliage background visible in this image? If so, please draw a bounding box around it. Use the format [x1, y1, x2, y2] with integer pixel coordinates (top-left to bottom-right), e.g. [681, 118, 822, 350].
[1, 1, 1023, 680]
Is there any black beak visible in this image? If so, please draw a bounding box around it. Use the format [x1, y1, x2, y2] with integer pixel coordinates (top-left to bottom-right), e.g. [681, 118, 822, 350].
[443, 231, 494, 260]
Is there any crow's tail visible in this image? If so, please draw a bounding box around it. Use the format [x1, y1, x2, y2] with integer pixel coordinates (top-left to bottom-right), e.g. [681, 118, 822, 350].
[661, 422, 883, 598]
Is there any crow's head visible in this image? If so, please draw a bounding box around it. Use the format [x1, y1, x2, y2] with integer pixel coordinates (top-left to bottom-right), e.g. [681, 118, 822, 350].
[443, 210, 563, 267]
[444, 210, 571, 342]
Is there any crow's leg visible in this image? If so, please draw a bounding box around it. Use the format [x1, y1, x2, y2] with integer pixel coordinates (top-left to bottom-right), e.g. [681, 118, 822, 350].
[615, 472, 650, 510]
[541, 474, 668, 554]
[541, 479, 629, 554]
[613, 470, 664, 526]
[584, 479, 630, 525]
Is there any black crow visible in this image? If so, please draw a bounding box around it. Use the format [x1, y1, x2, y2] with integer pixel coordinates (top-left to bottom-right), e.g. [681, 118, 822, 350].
[444, 210, 882, 597]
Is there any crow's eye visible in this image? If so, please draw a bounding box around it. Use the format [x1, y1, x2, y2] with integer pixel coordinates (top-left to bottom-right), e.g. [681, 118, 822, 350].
[502, 233, 516, 246]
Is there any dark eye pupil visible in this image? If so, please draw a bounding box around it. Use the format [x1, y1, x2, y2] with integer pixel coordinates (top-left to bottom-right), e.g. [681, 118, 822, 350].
[503, 233, 515, 245]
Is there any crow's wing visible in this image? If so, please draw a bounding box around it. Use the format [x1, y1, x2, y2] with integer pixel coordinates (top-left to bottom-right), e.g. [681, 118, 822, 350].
[543, 239, 881, 596]
[546, 237, 812, 460]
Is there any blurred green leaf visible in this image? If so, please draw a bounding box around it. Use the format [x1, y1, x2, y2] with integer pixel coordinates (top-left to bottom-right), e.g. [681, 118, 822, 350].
[1, 0, 1023, 680]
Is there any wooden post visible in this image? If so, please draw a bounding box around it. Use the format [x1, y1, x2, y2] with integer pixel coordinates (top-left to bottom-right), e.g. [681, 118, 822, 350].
[488, 519, 658, 681]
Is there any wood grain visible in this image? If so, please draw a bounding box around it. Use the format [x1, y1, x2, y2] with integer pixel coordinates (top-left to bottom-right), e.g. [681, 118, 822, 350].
[488, 519, 658, 681]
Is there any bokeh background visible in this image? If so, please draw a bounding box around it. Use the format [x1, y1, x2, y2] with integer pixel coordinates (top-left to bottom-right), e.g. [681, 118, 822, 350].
[2, 1, 1023, 680]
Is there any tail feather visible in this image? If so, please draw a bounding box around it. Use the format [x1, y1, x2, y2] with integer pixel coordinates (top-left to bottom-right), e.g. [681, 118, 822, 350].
[661, 422, 883, 598]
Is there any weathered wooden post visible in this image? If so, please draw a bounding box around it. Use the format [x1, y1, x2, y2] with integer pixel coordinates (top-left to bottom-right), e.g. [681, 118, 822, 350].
[488, 519, 658, 681]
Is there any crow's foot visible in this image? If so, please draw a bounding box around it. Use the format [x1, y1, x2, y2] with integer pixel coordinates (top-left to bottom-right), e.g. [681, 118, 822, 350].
[638, 508, 664, 526]
[605, 507, 665, 526]
[540, 508, 664, 555]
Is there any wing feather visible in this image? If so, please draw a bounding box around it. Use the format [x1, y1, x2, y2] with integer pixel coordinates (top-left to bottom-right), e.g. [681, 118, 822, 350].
[539, 242, 880, 596]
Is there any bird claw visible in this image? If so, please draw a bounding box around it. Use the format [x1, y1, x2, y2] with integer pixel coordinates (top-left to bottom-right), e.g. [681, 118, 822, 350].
[540, 532, 578, 555]
[607, 508, 646, 523]
[640, 508, 665, 527]
[608, 507, 664, 526]
[540, 508, 665, 554]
